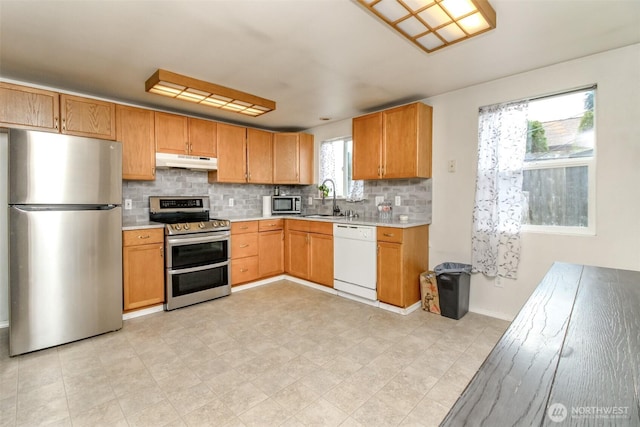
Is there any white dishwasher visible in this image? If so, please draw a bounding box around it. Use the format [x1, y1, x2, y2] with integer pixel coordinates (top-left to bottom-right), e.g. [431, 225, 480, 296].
[333, 223, 377, 301]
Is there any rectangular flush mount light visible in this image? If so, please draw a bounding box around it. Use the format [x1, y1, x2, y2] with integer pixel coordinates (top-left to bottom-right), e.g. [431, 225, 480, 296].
[145, 69, 276, 117]
[357, 0, 496, 53]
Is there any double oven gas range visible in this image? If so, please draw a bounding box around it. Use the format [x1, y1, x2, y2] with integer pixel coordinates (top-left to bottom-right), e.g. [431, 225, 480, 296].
[149, 196, 231, 310]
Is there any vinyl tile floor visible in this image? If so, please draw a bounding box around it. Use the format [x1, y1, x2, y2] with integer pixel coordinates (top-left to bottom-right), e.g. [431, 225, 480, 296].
[0, 280, 509, 427]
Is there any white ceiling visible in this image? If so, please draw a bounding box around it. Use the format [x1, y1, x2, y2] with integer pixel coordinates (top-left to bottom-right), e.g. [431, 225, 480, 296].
[1, 0, 639, 132]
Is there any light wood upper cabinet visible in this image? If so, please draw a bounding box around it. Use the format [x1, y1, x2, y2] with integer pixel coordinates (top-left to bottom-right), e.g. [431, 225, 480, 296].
[353, 102, 432, 180]
[60, 94, 116, 140]
[116, 105, 156, 181]
[352, 112, 383, 180]
[122, 228, 165, 311]
[247, 128, 273, 184]
[155, 112, 188, 154]
[0, 82, 60, 132]
[273, 132, 313, 184]
[188, 117, 216, 157]
[210, 123, 248, 183]
[0, 84, 116, 140]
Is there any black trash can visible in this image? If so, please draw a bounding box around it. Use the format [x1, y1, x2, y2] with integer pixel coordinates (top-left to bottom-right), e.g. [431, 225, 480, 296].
[434, 263, 472, 320]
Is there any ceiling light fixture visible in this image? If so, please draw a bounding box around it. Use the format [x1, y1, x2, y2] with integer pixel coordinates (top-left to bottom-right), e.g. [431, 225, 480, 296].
[357, 0, 496, 53]
[145, 69, 276, 117]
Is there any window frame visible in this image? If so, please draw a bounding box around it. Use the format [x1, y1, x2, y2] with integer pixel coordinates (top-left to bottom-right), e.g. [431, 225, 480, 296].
[318, 136, 361, 200]
[521, 91, 598, 236]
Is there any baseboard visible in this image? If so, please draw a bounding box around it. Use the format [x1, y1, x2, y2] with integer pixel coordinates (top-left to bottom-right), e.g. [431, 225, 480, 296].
[122, 304, 164, 320]
[379, 300, 422, 315]
[469, 307, 514, 322]
[232, 275, 286, 293]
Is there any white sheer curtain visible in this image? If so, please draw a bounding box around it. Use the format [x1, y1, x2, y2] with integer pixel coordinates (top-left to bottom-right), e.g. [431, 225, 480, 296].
[471, 101, 529, 279]
[319, 141, 336, 188]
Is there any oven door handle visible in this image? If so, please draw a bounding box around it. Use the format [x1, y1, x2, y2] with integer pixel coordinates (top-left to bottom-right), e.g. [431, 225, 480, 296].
[168, 261, 229, 275]
[166, 233, 229, 246]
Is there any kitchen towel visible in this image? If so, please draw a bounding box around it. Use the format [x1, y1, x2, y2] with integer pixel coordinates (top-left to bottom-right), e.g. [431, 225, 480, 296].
[262, 196, 272, 217]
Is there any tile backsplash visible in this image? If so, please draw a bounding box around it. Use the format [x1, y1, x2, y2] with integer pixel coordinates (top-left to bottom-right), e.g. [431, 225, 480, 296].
[122, 169, 432, 223]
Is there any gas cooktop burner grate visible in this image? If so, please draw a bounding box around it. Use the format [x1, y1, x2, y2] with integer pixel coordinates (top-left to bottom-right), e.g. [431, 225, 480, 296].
[148, 196, 230, 235]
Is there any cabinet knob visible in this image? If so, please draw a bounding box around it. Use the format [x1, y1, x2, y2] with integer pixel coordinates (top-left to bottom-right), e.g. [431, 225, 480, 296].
[138, 235, 150, 239]
[54, 117, 59, 130]
[240, 268, 248, 273]
[383, 233, 394, 237]
[239, 244, 249, 248]
[160, 247, 164, 257]
[62, 118, 66, 131]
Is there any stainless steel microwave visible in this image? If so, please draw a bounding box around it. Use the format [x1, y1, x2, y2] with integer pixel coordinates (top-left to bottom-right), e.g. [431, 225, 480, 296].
[272, 195, 301, 214]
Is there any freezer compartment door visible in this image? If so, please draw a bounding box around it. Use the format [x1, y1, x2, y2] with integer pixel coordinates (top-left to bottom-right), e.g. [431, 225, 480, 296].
[9, 129, 122, 205]
[9, 206, 123, 356]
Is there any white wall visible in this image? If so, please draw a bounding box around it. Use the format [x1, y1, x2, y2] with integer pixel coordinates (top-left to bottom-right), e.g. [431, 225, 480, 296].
[307, 44, 640, 321]
[426, 44, 640, 320]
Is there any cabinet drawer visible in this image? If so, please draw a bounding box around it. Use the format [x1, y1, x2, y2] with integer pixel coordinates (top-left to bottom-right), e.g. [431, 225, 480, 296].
[231, 232, 258, 258]
[232, 221, 259, 234]
[123, 228, 164, 246]
[259, 219, 283, 231]
[308, 221, 333, 235]
[285, 219, 309, 232]
[377, 227, 403, 243]
[231, 256, 259, 285]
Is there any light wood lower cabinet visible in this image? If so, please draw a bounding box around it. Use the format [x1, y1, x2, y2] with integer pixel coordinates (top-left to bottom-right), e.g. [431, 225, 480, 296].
[122, 228, 165, 311]
[285, 219, 333, 287]
[116, 105, 156, 180]
[258, 219, 284, 278]
[377, 225, 429, 308]
[231, 221, 259, 285]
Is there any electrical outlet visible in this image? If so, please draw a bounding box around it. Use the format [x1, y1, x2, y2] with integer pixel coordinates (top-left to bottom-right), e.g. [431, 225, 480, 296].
[494, 276, 503, 288]
[228, 198, 234, 207]
[448, 160, 456, 173]
[308, 196, 313, 205]
[124, 199, 132, 210]
[375, 196, 384, 205]
[394, 196, 401, 206]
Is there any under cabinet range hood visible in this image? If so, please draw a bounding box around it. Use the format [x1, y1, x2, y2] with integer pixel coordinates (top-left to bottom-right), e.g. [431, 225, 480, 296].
[155, 152, 218, 171]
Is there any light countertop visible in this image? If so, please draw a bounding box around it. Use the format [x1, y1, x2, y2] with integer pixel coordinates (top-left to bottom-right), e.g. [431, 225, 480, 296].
[123, 215, 430, 230]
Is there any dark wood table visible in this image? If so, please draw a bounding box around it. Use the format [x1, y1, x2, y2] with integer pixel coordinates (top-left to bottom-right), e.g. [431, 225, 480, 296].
[441, 262, 640, 426]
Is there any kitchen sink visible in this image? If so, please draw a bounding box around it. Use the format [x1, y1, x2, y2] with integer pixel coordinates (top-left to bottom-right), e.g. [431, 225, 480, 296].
[302, 214, 342, 218]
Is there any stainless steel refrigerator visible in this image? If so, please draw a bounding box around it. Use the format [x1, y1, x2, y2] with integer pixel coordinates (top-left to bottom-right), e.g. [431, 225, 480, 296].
[8, 129, 123, 356]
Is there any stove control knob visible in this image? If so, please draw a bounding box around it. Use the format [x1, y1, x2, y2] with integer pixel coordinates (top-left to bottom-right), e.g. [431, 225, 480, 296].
[183, 223, 190, 230]
[213, 220, 219, 227]
[224, 220, 230, 227]
[174, 224, 181, 231]
[198, 222, 205, 229]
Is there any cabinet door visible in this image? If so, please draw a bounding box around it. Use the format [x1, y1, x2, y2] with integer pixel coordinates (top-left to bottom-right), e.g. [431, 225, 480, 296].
[0, 82, 59, 132]
[188, 117, 216, 157]
[377, 241, 403, 306]
[309, 233, 333, 287]
[286, 230, 309, 279]
[382, 104, 418, 179]
[60, 94, 116, 140]
[259, 230, 284, 277]
[215, 123, 247, 183]
[116, 105, 156, 180]
[155, 112, 188, 154]
[298, 133, 314, 185]
[273, 133, 300, 184]
[247, 128, 273, 184]
[352, 112, 382, 180]
[123, 243, 165, 310]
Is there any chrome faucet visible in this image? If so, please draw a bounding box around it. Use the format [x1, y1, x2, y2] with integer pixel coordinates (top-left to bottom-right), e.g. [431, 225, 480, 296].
[321, 178, 340, 215]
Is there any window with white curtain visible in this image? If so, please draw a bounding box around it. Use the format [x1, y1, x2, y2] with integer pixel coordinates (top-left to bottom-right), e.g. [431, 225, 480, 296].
[471, 86, 597, 279]
[318, 137, 363, 200]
